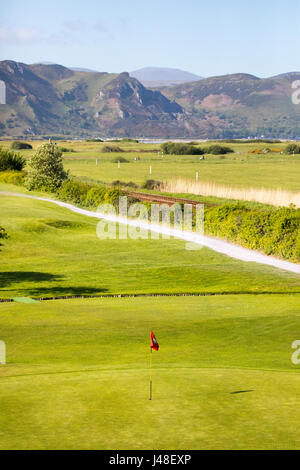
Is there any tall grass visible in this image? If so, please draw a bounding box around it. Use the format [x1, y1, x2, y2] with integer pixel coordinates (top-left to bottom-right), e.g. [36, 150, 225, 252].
[161, 178, 300, 208]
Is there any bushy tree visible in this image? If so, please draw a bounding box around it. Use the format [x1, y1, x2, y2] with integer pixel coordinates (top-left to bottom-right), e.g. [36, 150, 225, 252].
[285, 144, 300, 155]
[25, 143, 68, 192]
[0, 149, 26, 171]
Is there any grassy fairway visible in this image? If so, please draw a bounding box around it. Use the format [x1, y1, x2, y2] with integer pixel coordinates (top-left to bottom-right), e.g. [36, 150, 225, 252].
[63, 152, 300, 192]
[2, 140, 300, 191]
[0, 295, 300, 450]
[0, 191, 300, 299]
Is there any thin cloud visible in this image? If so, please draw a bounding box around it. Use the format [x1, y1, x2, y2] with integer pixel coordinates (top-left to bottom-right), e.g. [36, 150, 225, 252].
[0, 18, 121, 47]
[0, 26, 40, 44]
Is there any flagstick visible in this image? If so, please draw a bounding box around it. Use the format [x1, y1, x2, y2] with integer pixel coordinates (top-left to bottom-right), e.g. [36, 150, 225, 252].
[150, 347, 153, 400]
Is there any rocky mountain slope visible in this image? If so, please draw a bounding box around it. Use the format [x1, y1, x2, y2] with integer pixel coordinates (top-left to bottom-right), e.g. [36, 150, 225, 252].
[0, 61, 184, 138]
[159, 73, 300, 139]
[0, 61, 299, 139]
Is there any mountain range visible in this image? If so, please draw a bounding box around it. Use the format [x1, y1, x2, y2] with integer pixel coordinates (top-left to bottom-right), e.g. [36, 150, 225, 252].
[0, 60, 299, 139]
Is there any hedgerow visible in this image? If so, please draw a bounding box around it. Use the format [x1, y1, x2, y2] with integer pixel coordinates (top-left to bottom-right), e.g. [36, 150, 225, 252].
[0, 170, 25, 185]
[204, 204, 300, 262]
[57, 179, 123, 208]
[161, 142, 233, 155]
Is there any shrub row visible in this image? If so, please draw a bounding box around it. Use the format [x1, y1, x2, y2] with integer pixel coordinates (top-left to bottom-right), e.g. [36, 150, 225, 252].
[0, 171, 25, 185]
[56, 179, 124, 208]
[204, 204, 300, 262]
[161, 142, 234, 155]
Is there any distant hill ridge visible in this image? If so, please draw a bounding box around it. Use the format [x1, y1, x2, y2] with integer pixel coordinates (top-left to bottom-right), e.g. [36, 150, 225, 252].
[130, 67, 203, 87]
[0, 60, 299, 139]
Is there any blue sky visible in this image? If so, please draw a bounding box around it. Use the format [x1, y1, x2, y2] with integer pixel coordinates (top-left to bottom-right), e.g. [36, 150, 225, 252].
[0, 0, 299, 77]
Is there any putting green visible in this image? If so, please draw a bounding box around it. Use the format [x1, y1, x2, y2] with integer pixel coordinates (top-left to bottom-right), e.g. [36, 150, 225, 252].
[0, 295, 299, 450]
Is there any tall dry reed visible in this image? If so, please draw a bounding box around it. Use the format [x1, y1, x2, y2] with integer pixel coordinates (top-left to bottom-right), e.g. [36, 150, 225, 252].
[160, 178, 300, 208]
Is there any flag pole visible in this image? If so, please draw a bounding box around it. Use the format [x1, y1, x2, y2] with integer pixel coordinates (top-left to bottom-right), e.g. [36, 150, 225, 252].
[150, 347, 153, 400]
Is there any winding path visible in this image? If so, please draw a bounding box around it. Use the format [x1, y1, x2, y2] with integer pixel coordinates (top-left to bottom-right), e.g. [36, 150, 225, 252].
[1, 191, 300, 275]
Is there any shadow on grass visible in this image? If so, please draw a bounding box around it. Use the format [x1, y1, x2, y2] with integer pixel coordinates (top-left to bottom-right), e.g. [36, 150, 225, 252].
[0, 272, 109, 298]
[0, 271, 63, 288]
[230, 390, 254, 395]
[26, 286, 109, 298]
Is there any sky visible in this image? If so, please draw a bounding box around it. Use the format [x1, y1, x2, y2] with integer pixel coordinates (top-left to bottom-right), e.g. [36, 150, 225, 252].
[0, 0, 299, 77]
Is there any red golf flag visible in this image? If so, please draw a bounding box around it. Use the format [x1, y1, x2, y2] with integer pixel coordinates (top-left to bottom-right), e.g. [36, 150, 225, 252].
[150, 331, 159, 351]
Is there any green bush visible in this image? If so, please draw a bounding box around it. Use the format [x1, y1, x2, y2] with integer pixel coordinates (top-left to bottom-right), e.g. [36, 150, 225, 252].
[204, 145, 234, 155]
[57, 180, 92, 205]
[103, 187, 123, 207]
[85, 186, 107, 207]
[57, 180, 124, 209]
[285, 144, 300, 155]
[0, 226, 8, 239]
[11, 141, 32, 150]
[111, 180, 138, 189]
[0, 170, 25, 185]
[25, 143, 68, 192]
[0, 226, 8, 247]
[161, 142, 233, 156]
[204, 204, 300, 262]
[161, 142, 204, 155]
[0, 149, 26, 171]
[142, 179, 162, 190]
[59, 147, 75, 153]
[102, 145, 124, 153]
[112, 156, 129, 163]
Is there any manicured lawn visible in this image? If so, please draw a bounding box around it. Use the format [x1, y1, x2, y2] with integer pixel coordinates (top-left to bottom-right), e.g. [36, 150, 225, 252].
[0, 191, 299, 299]
[0, 295, 299, 450]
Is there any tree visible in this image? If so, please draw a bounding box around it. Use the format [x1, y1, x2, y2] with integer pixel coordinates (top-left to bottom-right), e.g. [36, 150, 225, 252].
[25, 143, 68, 192]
